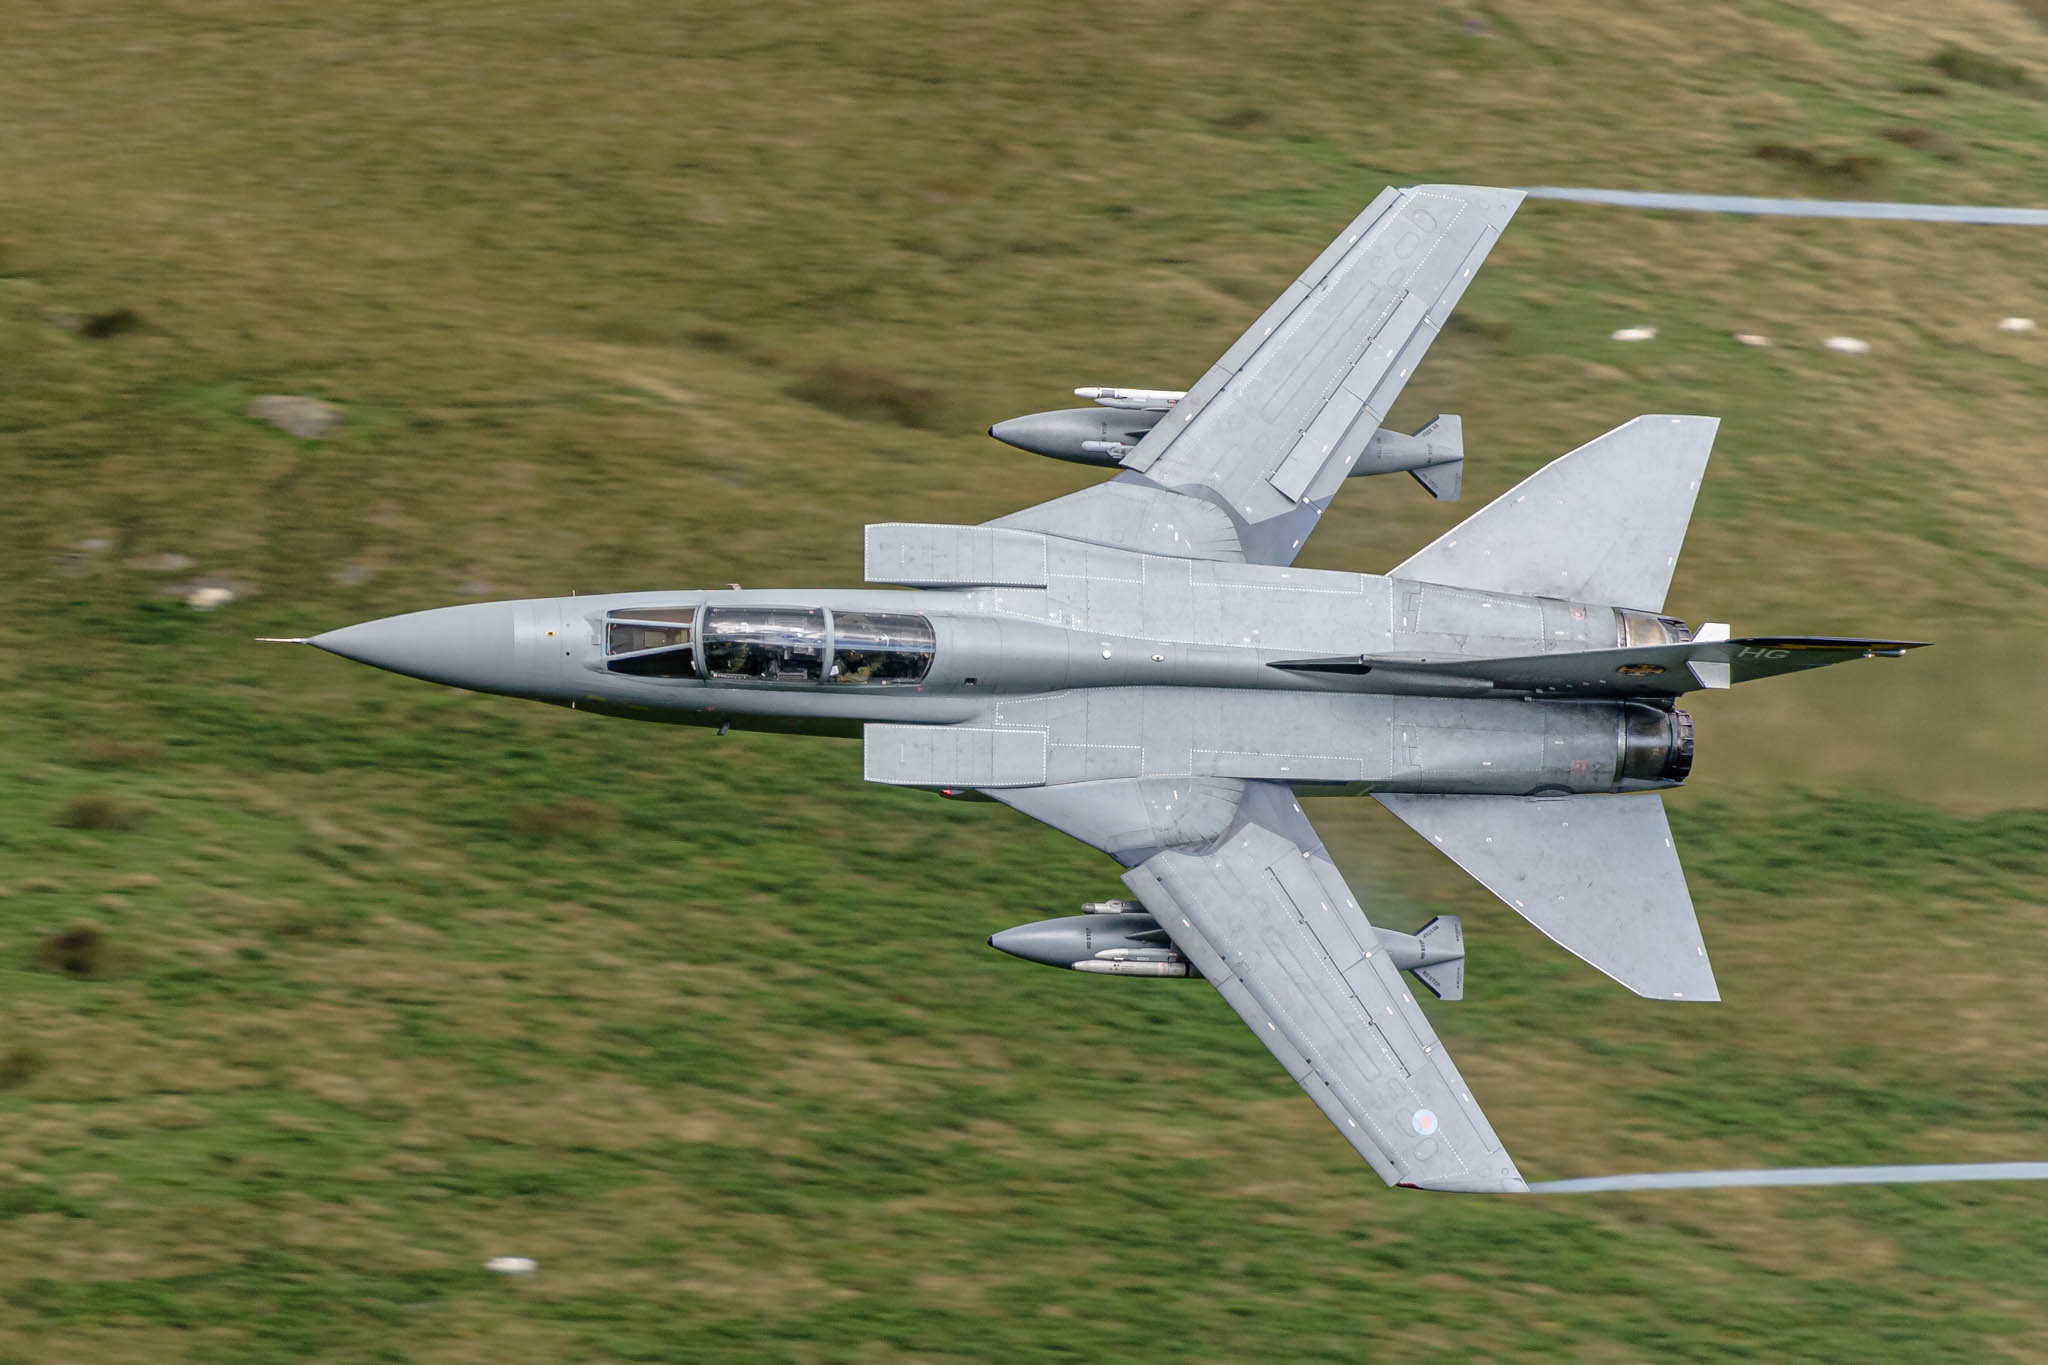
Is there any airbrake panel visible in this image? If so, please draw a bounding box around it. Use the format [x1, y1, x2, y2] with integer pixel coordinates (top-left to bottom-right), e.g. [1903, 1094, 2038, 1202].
[865, 523, 1049, 588]
[863, 723, 1048, 788]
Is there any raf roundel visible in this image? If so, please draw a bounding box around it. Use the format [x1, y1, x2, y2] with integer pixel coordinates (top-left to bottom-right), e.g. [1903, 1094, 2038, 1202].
[1412, 1108, 1440, 1137]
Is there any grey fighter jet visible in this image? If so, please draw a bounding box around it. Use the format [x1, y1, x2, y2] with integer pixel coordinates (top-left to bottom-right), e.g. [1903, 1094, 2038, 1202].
[289, 185, 1923, 1194]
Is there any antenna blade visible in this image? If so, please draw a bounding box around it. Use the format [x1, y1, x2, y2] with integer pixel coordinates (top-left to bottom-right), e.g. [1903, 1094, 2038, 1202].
[1522, 187, 2048, 226]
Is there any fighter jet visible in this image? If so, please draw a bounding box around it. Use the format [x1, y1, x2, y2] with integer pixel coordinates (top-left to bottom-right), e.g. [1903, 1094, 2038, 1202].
[288, 185, 1925, 1194]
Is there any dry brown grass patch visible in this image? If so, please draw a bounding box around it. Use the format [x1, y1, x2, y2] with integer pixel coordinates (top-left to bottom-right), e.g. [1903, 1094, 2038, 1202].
[785, 364, 941, 429]
[1877, 124, 1967, 161]
[1750, 141, 1886, 186]
[53, 794, 147, 832]
[0, 1211, 238, 1284]
[1930, 44, 2037, 91]
[504, 796, 615, 844]
[0, 1047, 45, 1090]
[83, 738, 161, 768]
[1, 1017, 264, 1102]
[1675, 1194, 1900, 1279]
[32, 923, 109, 978]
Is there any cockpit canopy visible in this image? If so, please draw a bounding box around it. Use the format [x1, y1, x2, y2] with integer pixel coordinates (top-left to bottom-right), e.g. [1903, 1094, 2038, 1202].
[829, 611, 935, 685]
[703, 606, 826, 683]
[602, 605, 934, 686]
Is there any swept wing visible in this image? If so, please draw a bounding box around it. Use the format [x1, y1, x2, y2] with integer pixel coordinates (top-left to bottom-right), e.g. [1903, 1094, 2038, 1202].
[988, 777, 1526, 1192]
[991, 185, 1523, 565]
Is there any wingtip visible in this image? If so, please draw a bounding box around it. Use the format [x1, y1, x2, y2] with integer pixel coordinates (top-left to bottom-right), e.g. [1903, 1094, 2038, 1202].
[1399, 1173, 1533, 1194]
[254, 636, 314, 644]
[1402, 183, 1528, 211]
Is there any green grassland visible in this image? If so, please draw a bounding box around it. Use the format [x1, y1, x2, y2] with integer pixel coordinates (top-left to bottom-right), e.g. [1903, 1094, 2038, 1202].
[5, 0, 2048, 1359]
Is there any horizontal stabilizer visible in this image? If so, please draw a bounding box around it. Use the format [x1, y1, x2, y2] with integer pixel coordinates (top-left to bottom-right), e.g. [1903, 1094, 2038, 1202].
[1374, 792, 1717, 1001]
[1391, 415, 1716, 611]
[1271, 635, 1927, 698]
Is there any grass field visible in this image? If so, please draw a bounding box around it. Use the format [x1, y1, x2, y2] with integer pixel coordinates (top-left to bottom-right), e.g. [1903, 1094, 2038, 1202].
[4, 1, 2048, 1360]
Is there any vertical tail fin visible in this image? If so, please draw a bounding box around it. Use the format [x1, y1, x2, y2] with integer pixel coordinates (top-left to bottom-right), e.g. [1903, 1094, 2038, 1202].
[1406, 415, 1463, 501]
[1409, 915, 1465, 1001]
[1390, 415, 1716, 612]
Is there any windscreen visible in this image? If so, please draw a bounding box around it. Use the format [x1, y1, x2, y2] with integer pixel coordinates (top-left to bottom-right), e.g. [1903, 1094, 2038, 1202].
[606, 610, 698, 679]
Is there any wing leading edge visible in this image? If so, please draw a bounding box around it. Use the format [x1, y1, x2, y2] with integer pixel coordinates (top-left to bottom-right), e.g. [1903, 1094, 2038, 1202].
[993, 185, 1523, 566]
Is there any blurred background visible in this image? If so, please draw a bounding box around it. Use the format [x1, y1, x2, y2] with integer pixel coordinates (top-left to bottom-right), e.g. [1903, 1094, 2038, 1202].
[3, 1, 2046, 1359]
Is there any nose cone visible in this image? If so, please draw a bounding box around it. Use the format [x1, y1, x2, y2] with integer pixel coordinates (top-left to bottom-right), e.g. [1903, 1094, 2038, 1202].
[987, 919, 1082, 969]
[312, 601, 521, 694]
[986, 415, 1040, 449]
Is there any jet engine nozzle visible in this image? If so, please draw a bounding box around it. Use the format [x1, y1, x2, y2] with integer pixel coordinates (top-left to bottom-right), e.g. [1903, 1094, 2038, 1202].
[1618, 703, 1695, 787]
[1616, 609, 1693, 648]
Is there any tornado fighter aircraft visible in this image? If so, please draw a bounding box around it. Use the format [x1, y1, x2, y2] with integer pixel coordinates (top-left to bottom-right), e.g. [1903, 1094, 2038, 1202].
[289, 186, 1925, 1194]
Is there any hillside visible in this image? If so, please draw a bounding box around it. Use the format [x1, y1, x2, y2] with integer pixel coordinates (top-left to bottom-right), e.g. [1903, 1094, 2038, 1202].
[4, 1, 2048, 1360]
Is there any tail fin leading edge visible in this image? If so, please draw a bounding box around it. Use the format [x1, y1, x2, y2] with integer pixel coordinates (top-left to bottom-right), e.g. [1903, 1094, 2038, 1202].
[1390, 415, 1717, 612]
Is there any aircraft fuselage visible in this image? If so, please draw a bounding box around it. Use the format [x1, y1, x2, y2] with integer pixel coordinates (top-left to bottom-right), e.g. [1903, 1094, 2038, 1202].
[308, 542, 1695, 802]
